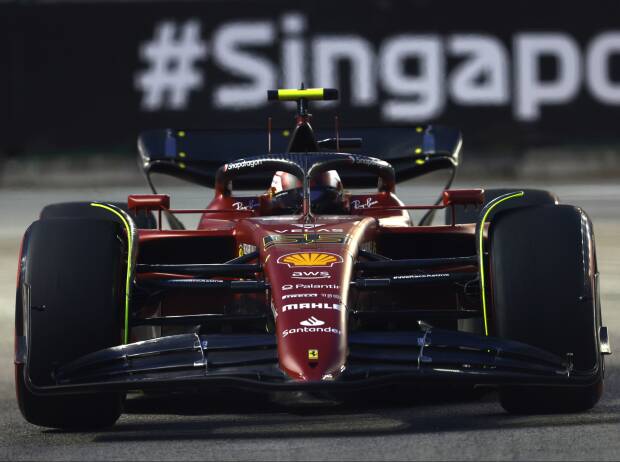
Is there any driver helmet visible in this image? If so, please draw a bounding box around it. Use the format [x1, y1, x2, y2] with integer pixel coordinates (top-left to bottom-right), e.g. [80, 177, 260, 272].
[268, 170, 346, 214]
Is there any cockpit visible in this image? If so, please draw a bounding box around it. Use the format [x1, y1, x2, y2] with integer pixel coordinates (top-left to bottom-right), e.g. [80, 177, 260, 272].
[136, 87, 462, 228]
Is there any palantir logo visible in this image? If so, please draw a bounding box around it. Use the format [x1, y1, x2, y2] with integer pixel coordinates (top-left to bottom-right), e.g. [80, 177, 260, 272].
[134, 20, 208, 111]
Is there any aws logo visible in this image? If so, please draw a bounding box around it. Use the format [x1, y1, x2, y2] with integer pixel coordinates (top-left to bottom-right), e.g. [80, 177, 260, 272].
[292, 271, 331, 279]
[277, 252, 343, 268]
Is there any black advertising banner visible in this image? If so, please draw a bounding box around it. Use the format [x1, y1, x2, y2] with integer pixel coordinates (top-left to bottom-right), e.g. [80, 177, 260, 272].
[3, 0, 620, 155]
[0, 5, 12, 155]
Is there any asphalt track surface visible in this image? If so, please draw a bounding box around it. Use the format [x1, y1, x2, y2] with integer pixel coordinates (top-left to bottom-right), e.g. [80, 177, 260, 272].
[0, 180, 619, 461]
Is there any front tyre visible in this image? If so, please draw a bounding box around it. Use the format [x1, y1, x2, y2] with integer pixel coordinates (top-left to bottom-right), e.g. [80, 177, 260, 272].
[489, 205, 603, 413]
[15, 219, 125, 428]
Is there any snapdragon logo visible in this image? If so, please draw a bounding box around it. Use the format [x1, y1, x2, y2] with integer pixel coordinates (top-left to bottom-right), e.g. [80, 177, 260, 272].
[224, 159, 265, 171]
[135, 14, 620, 121]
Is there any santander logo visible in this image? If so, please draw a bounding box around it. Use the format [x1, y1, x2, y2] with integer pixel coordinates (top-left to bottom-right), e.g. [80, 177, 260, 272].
[299, 316, 325, 327]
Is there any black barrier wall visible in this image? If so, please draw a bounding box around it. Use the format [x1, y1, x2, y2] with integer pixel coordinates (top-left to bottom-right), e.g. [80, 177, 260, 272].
[3, 0, 620, 155]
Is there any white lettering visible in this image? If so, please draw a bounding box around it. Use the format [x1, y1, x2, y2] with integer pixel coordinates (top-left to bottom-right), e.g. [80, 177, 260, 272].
[295, 283, 339, 289]
[213, 21, 276, 108]
[291, 271, 331, 279]
[282, 326, 342, 337]
[587, 32, 620, 104]
[274, 228, 344, 233]
[282, 302, 343, 311]
[351, 197, 379, 209]
[380, 35, 444, 121]
[312, 36, 376, 105]
[515, 33, 581, 121]
[225, 159, 264, 170]
[139, 15, 620, 124]
[281, 293, 318, 300]
[281, 13, 306, 89]
[448, 34, 509, 105]
[291, 223, 325, 228]
[392, 273, 450, 280]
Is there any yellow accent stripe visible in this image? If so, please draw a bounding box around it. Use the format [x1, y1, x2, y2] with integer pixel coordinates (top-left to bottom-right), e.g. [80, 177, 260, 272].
[90, 203, 133, 344]
[277, 88, 325, 100]
[479, 191, 524, 336]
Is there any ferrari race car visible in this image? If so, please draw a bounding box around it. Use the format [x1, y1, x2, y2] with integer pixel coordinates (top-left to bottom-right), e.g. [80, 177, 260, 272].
[15, 88, 611, 428]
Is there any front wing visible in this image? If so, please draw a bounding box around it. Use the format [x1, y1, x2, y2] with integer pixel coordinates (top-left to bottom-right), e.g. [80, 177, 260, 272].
[22, 329, 600, 396]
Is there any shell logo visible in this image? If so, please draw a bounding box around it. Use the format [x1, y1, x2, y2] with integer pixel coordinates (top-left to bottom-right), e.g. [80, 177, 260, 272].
[277, 252, 343, 268]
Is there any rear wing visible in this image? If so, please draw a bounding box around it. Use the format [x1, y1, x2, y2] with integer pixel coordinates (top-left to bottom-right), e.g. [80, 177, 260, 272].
[138, 125, 462, 190]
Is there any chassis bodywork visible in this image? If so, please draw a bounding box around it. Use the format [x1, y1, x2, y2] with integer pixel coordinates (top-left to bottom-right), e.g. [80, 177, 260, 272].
[16, 88, 607, 397]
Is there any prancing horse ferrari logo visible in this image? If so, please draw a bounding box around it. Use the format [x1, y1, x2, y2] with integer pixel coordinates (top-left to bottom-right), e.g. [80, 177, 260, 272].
[308, 349, 319, 361]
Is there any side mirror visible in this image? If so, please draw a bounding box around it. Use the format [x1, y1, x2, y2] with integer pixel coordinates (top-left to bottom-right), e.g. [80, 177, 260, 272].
[443, 189, 485, 226]
[442, 189, 485, 207]
[128, 194, 170, 212]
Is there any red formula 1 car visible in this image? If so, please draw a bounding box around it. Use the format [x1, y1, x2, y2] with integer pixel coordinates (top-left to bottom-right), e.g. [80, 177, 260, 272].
[15, 88, 611, 428]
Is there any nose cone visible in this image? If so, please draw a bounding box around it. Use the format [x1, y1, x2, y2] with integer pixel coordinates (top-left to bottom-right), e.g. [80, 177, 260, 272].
[266, 248, 351, 383]
[277, 308, 347, 381]
[253, 218, 374, 383]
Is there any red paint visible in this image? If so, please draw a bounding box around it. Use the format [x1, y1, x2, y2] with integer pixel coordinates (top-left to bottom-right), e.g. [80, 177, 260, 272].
[138, 228, 236, 243]
[246, 217, 377, 380]
[133, 201, 473, 383]
[125, 114, 474, 384]
[442, 189, 485, 207]
[127, 194, 170, 212]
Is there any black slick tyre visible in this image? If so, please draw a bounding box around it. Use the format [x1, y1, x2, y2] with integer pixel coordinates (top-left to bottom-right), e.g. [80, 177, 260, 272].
[15, 218, 125, 428]
[40, 201, 155, 229]
[446, 188, 558, 225]
[489, 205, 603, 414]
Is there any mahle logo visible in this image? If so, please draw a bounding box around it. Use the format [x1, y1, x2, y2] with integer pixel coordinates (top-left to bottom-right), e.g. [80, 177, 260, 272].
[277, 252, 343, 268]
